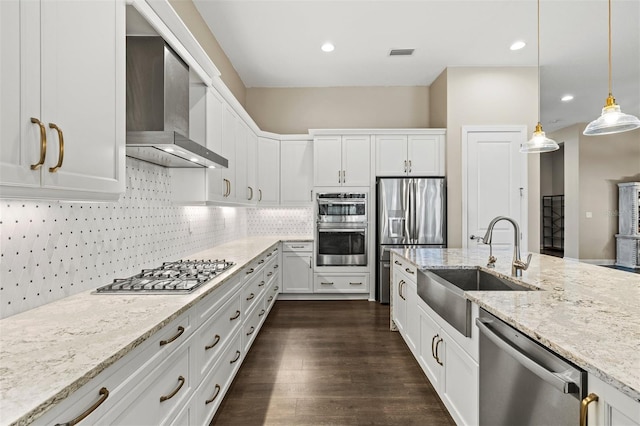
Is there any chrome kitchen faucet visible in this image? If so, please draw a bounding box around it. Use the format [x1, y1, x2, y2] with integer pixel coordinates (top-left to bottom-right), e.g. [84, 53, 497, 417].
[482, 216, 532, 277]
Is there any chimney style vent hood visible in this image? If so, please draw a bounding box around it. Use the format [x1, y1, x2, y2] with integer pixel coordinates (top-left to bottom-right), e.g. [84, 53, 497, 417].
[126, 37, 228, 168]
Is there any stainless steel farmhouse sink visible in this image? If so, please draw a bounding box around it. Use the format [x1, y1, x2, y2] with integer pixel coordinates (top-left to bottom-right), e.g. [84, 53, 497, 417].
[417, 268, 536, 337]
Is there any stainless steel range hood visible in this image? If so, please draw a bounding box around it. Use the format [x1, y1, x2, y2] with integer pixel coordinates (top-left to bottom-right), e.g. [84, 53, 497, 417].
[126, 37, 228, 168]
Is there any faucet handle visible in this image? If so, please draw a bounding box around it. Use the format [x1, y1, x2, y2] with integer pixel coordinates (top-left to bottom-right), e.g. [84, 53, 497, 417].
[470, 234, 484, 243]
[487, 255, 497, 268]
[514, 253, 533, 271]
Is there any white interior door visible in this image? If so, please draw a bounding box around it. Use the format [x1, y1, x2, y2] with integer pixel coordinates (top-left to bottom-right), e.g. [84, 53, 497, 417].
[464, 127, 527, 249]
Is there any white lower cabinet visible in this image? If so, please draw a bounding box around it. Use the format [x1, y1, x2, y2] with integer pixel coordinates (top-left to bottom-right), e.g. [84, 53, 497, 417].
[313, 273, 369, 293]
[282, 242, 313, 293]
[587, 374, 640, 426]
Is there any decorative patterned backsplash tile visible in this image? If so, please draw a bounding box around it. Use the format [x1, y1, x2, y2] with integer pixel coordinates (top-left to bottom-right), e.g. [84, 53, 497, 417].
[247, 207, 314, 236]
[0, 159, 246, 319]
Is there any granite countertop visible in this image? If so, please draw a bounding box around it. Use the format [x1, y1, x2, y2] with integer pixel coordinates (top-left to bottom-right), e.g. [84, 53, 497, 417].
[389, 246, 640, 402]
[0, 235, 312, 426]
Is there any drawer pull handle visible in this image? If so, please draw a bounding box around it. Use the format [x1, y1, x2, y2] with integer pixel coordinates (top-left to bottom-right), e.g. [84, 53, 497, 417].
[267, 272, 273, 277]
[246, 293, 255, 301]
[291, 245, 304, 248]
[159, 326, 184, 347]
[274, 286, 279, 291]
[268, 296, 274, 302]
[230, 310, 241, 321]
[258, 281, 265, 287]
[230, 350, 241, 364]
[205, 334, 221, 351]
[30, 117, 47, 170]
[273, 264, 279, 269]
[55, 387, 109, 426]
[580, 393, 599, 426]
[321, 282, 334, 285]
[267, 252, 272, 257]
[405, 268, 415, 275]
[349, 282, 363, 285]
[246, 326, 255, 336]
[394, 260, 402, 266]
[48, 123, 64, 172]
[160, 376, 185, 402]
[246, 268, 254, 275]
[258, 309, 266, 317]
[205, 384, 221, 405]
[258, 260, 265, 264]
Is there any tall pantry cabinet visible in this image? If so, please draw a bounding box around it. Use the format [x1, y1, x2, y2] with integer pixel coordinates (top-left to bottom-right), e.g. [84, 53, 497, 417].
[0, 0, 125, 200]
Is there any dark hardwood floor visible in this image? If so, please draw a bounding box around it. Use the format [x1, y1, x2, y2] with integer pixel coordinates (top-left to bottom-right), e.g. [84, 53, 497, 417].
[211, 300, 455, 426]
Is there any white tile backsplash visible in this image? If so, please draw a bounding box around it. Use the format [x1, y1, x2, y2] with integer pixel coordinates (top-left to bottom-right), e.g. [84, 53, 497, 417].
[0, 159, 246, 319]
[247, 207, 314, 236]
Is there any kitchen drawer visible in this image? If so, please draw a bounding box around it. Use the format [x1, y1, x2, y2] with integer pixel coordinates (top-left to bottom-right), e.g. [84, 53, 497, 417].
[101, 340, 192, 426]
[196, 275, 242, 328]
[243, 300, 264, 353]
[283, 241, 313, 252]
[194, 330, 242, 425]
[195, 291, 242, 378]
[242, 272, 266, 314]
[314, 273, 369, 293]
[265, 278, 279, 311]
[392, 255, 417, 278]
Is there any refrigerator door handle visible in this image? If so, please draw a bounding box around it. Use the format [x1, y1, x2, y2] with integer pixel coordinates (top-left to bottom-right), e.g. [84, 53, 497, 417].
[410, 179, 417, 244]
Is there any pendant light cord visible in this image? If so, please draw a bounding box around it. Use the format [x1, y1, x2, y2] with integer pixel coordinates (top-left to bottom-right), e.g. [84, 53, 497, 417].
[608, 0, 612, 96]
[537, 0, 541, 123]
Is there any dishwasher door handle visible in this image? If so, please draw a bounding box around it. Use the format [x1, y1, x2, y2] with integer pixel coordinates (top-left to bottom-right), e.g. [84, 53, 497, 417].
[476, 318, 578, 394]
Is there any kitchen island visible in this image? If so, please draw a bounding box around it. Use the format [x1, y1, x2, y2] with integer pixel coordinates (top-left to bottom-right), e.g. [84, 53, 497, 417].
[390, 246, 640, 403]
[0, 236, 310, 426]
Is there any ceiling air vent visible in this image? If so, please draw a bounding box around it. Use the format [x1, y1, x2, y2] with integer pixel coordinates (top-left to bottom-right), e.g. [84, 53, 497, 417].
[389, 48, 415, 56]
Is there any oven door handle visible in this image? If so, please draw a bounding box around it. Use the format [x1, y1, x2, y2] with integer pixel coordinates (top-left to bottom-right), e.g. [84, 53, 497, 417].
[317, 228, 366, 233]
[476, 318, 578, 394]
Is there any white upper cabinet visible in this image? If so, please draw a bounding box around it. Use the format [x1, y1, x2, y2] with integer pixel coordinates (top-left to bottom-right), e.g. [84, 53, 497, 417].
[0, 0, 125, 200]
[246, 130, 258, 205]
[280, 140, 313, 205]
[235, 122, 249, 202]
[220, 104, 238, 201]
[257, 137, 280, 205]
[376, 132, 445, 177]
[314, 135, 370, 187]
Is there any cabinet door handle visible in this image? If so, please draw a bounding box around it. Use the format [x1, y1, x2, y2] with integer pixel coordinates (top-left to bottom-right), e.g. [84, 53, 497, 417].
[404, 160, 407, 173]
[399, 280, 406, 300]
[431, 334, 438, 360]
[435, 337, 443, 365]
[258, 309, 266, 317]
[580, 393, 599, 426]
[310, 189, 313, 201]
[248, 186, 253, 200]
[205, 384, 221, 405]
[229, 310, 240, 321]
[246, 326, 255, 336]
[54, 387, 109, 426]
[405, 268, 415, 275]
[160, 376, 185, 402]
[408, 160, 412, 173]
[246, 293, 255, 301]
[159, 326, 184, 347]
[230, 350, 241, 364]
[223, 179, 230, 197]
[205, 334, 221, 351]
[309, 257, 312, 269]
[48, 123, 64, 172]
[258, 189, 263, 201]
[30, 117, 47, 170]
[342, 170, 346, 183]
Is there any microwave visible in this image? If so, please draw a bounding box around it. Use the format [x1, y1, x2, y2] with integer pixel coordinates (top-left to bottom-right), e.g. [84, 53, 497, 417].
[317, 193, 367, 223]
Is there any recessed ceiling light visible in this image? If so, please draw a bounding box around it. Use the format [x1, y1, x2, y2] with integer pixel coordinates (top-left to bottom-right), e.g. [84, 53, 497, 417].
[510, 41, 526, 51]
[321, 42, 335, 53]
[190, 158, 199, 162]
[561, 95, 574, 102]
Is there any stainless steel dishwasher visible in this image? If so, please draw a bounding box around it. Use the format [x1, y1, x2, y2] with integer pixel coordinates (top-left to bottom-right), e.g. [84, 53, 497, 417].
[476, 309, 587, 426]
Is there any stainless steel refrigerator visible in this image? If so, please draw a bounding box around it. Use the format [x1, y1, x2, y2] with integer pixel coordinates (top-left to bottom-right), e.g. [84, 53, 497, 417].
[377, 177, 446, 303]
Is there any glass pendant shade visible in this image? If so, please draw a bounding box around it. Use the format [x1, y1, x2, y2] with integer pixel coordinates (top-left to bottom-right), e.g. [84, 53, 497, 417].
[521, 123, 560, 153]
[583, 95, 640, 136]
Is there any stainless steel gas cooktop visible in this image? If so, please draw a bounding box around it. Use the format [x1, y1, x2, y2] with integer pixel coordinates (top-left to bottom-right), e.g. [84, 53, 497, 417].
[95, 259, 234, 294]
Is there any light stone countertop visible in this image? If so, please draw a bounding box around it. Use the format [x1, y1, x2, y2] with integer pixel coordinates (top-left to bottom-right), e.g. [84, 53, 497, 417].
[0, 235, 312, 426]
[389, 246, 640, 402]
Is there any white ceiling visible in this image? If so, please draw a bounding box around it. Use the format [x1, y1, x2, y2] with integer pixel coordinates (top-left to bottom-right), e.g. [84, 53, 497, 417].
[193, 0, 640, 133]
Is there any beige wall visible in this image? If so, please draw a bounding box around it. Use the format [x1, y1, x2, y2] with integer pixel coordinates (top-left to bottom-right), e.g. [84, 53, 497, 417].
[168, 0, 247, 106]
[429, 70, 448, 128]
[444, 67, 539, 251]
[245, 86, 430, 134]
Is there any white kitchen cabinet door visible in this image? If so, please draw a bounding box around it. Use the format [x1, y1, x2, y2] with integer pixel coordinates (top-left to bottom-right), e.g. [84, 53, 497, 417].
[282, 252, 313, 293]
[206, 88, 225, 201]
[280, 140, 313, 205]
[313, 136, 342, 186]
[235, 122, 249, 203]
[221, 105, 237, 201]
[341, 135, 371, 186]
[392, 271, 407, 335]
[417, 305, 442, 389]
[257, 137, 280, 205]
[246, 130, 258, 204]
[587, 374, 640, 426]
[404, 280, 419, 355]
[375, 135, 408, 176]
[408, 134, 444, 176]
[1, 0, 125, 200]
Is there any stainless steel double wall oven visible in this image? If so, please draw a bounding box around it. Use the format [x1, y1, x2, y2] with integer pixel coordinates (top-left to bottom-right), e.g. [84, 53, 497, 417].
[316, 193, 368, 267]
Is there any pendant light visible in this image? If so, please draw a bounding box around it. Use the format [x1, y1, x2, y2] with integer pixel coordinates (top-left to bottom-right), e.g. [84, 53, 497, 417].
[521, 0, 559, 153]
[583, 0, 640, 136]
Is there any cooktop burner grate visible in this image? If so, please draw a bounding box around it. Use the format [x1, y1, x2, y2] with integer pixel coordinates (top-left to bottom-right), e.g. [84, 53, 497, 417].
[95, 259, 234, 294]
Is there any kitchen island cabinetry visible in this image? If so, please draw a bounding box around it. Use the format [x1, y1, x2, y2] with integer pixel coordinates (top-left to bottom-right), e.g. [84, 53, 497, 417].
[0, 0, 125, 201]
[313, 135, 370, 187]
[375, 132, 445, 177]
[587, 374, 640, 426]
